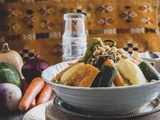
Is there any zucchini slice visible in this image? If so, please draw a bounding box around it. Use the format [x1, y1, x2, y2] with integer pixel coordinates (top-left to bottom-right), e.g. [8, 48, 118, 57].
[92, 65, 116, 87]
[138, 60, 160, 81]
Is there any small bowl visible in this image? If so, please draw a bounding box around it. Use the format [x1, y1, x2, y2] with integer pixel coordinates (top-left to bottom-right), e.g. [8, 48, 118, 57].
[42, 62, 160, 115]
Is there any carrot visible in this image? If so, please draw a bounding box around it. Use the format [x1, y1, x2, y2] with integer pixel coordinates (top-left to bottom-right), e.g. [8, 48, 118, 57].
[37, 83, 53, 105]
[114, 71, 125, 86]
[21, 79, 37, 109]
[132, 51, 143, 62]
[103, 59, 125, 86]
[29, 98, 36, 109]
[19, 77, 45, 112]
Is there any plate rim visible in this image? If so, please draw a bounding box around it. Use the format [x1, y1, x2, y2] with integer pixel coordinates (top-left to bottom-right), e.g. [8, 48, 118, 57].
[54, 96, 160, 119]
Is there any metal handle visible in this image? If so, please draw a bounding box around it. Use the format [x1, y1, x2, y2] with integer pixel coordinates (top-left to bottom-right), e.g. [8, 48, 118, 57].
[103, 39, 116, 47]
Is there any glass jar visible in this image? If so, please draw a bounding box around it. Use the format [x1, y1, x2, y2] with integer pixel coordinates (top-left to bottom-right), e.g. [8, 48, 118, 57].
[62, 13, 87, 61]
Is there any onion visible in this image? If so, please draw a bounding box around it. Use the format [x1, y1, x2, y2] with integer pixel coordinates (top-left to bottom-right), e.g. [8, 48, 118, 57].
[22, 55, 49, 83]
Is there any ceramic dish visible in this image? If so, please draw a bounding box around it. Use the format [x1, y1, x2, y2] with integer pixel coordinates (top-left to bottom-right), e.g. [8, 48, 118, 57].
[41, 60, 160, 115]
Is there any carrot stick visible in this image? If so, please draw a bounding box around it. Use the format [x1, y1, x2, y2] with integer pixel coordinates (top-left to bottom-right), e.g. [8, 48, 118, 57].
[103, 59, 125, 86]
[29, 98, 36, 109]
[37, 83, 53, 105]
[114, 71, 125, 86]
[22, 79, 37, 109]
[18, 77, 45, 112]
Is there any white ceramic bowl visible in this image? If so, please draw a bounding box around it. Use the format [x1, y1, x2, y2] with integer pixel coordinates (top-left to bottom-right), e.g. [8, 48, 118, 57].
[42, 61, 160, 115]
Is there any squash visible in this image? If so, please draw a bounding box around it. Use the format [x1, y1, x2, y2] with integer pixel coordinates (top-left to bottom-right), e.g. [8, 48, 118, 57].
[0, 62, 22, 88]
[61, 63, 85, 84]
[66, 64, 100, 87]
[0, 43, 24, 78]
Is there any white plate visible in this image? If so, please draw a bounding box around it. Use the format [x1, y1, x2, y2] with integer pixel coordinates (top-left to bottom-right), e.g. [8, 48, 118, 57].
[22, 101, 52, 120]
[22, 100, 52, 120]
[53, 96, 160, 118]
[22, 91, 57, 120]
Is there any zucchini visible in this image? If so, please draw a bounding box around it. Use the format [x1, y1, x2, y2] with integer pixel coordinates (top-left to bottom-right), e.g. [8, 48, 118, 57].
[91, 65, 116, 87]
[100, 66, 116, 87]
[138, 60, 160, 81]
[91, 72, 101, 87]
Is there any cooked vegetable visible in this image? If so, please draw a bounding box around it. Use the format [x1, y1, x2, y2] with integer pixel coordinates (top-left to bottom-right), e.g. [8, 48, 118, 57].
[37, 83, 53, 105]
[92, 59, 117, 87]
[138, 60, 160, 81]
[66, 64, 100, 87]
[0, 43, 24, 78]
[0, 83, 22, 111]
[19, 77, 45, 112]
[22, 55, 49, 83]
[0, 62, 22, 88]
[103, 59, 125, 86]
[93, 54, 115, 69]
[116, 59, 147, 85]
[98, 65, 117, 87]
[91, 72, 101, 87]
[82, 37, 104, 63]
[52, 37, 160, 87]
[61, 62, 84, 84]
[54, 63, 76, 81]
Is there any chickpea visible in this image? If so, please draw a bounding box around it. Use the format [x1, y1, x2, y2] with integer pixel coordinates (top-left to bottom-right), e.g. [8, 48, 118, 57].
[104, 45, 111, 51]
[101, 51, 106, 55]
[117, 48, 124, 54]
[111, 46, 117, 52]
[93, 50, 101, 57]
[99, 47, 106, 53]
[121, 53, 128, 59]
[116, 54, 121, 61]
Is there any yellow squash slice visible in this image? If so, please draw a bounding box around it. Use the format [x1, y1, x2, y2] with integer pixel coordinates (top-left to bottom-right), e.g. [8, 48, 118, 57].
[61, 62, 84, 84]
